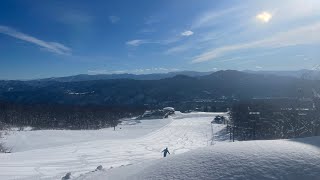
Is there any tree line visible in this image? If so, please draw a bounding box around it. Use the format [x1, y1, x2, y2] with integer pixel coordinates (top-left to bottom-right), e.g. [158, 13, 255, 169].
[0, 101, 145, 130]
[228, 99, 320, 141]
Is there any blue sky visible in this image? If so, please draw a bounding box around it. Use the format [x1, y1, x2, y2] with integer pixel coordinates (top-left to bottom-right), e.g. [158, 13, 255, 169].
[1, 0, 320, 79]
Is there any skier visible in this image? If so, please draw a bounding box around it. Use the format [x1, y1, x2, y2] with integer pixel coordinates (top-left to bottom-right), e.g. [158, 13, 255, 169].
[162, 147, 170, 157]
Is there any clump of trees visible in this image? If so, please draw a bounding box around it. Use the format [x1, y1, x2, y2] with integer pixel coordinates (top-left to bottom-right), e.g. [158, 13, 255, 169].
[0, 121, 8, 153]
[0, 101, 145, 130]
[228, 99, 320, 141]
[0, 143, 6, 153]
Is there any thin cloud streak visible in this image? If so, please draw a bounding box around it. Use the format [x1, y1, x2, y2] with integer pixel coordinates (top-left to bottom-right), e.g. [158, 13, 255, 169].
[126, 37, 181, 47]
[192, 22, 320, 63]
[191, 7, 242, 29]
[165, 44, 194, 55]
[126, 39, 148, 46]
[0, 25, 71, 55]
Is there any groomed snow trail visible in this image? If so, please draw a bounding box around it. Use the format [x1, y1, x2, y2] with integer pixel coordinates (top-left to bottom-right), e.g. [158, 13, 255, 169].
[0, 112, 227, 180]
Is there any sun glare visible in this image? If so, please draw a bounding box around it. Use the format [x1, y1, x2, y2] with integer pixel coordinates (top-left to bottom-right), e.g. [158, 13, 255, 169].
[256, 11, 272, 23]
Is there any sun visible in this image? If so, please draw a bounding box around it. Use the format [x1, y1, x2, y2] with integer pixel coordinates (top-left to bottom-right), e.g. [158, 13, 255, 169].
[256, 11, 272, 23]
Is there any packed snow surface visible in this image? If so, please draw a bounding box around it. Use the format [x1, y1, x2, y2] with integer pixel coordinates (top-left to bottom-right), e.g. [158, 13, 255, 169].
[2, 118, 171, 152]
[0, 112, 227, 180]
[77, 136, 320, 180]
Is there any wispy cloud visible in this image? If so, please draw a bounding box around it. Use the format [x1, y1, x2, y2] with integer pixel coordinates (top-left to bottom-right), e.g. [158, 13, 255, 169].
[129, 30, 193, 48]
[109, 16, 120, 23]
[0, 25, 71, 55]
[165, 44, 192, 55]
[126, 39, 149, 46]
[192, 22, 320, 63]
[126, 37, 181, 47]
[161, 7, 245, 56]
[181, 30, 194, 36]
[191, 7, 242, 29]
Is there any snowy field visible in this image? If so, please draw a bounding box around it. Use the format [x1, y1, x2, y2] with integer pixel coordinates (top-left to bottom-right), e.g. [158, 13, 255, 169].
[2, 117, 172, 153]
[77, 136, 320, 180]
[0, 111, 227, 180]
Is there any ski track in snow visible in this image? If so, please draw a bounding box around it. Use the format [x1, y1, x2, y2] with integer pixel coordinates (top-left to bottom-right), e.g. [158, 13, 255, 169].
[87, 136, 320, 180]
[0, 112, 227, 180]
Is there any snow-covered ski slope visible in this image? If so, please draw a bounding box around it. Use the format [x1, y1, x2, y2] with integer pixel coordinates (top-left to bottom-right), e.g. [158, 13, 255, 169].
[77, 136, 320, 180]
[0, 112, 227, 180]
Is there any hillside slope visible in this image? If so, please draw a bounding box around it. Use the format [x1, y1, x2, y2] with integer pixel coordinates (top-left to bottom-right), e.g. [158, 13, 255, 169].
[77, 136, 320, 180]
[0, 112, 227, 180]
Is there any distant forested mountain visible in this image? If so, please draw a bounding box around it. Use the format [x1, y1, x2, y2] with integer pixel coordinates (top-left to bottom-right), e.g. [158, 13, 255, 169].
[245, 69, 320, 80]
[0, 70, 319, 107]
[30, 71, 214, 82]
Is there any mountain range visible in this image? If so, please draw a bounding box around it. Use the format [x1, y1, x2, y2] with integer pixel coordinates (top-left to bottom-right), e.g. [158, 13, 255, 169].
[4, 69, 320, 82]
[1, 70, 319, 107]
